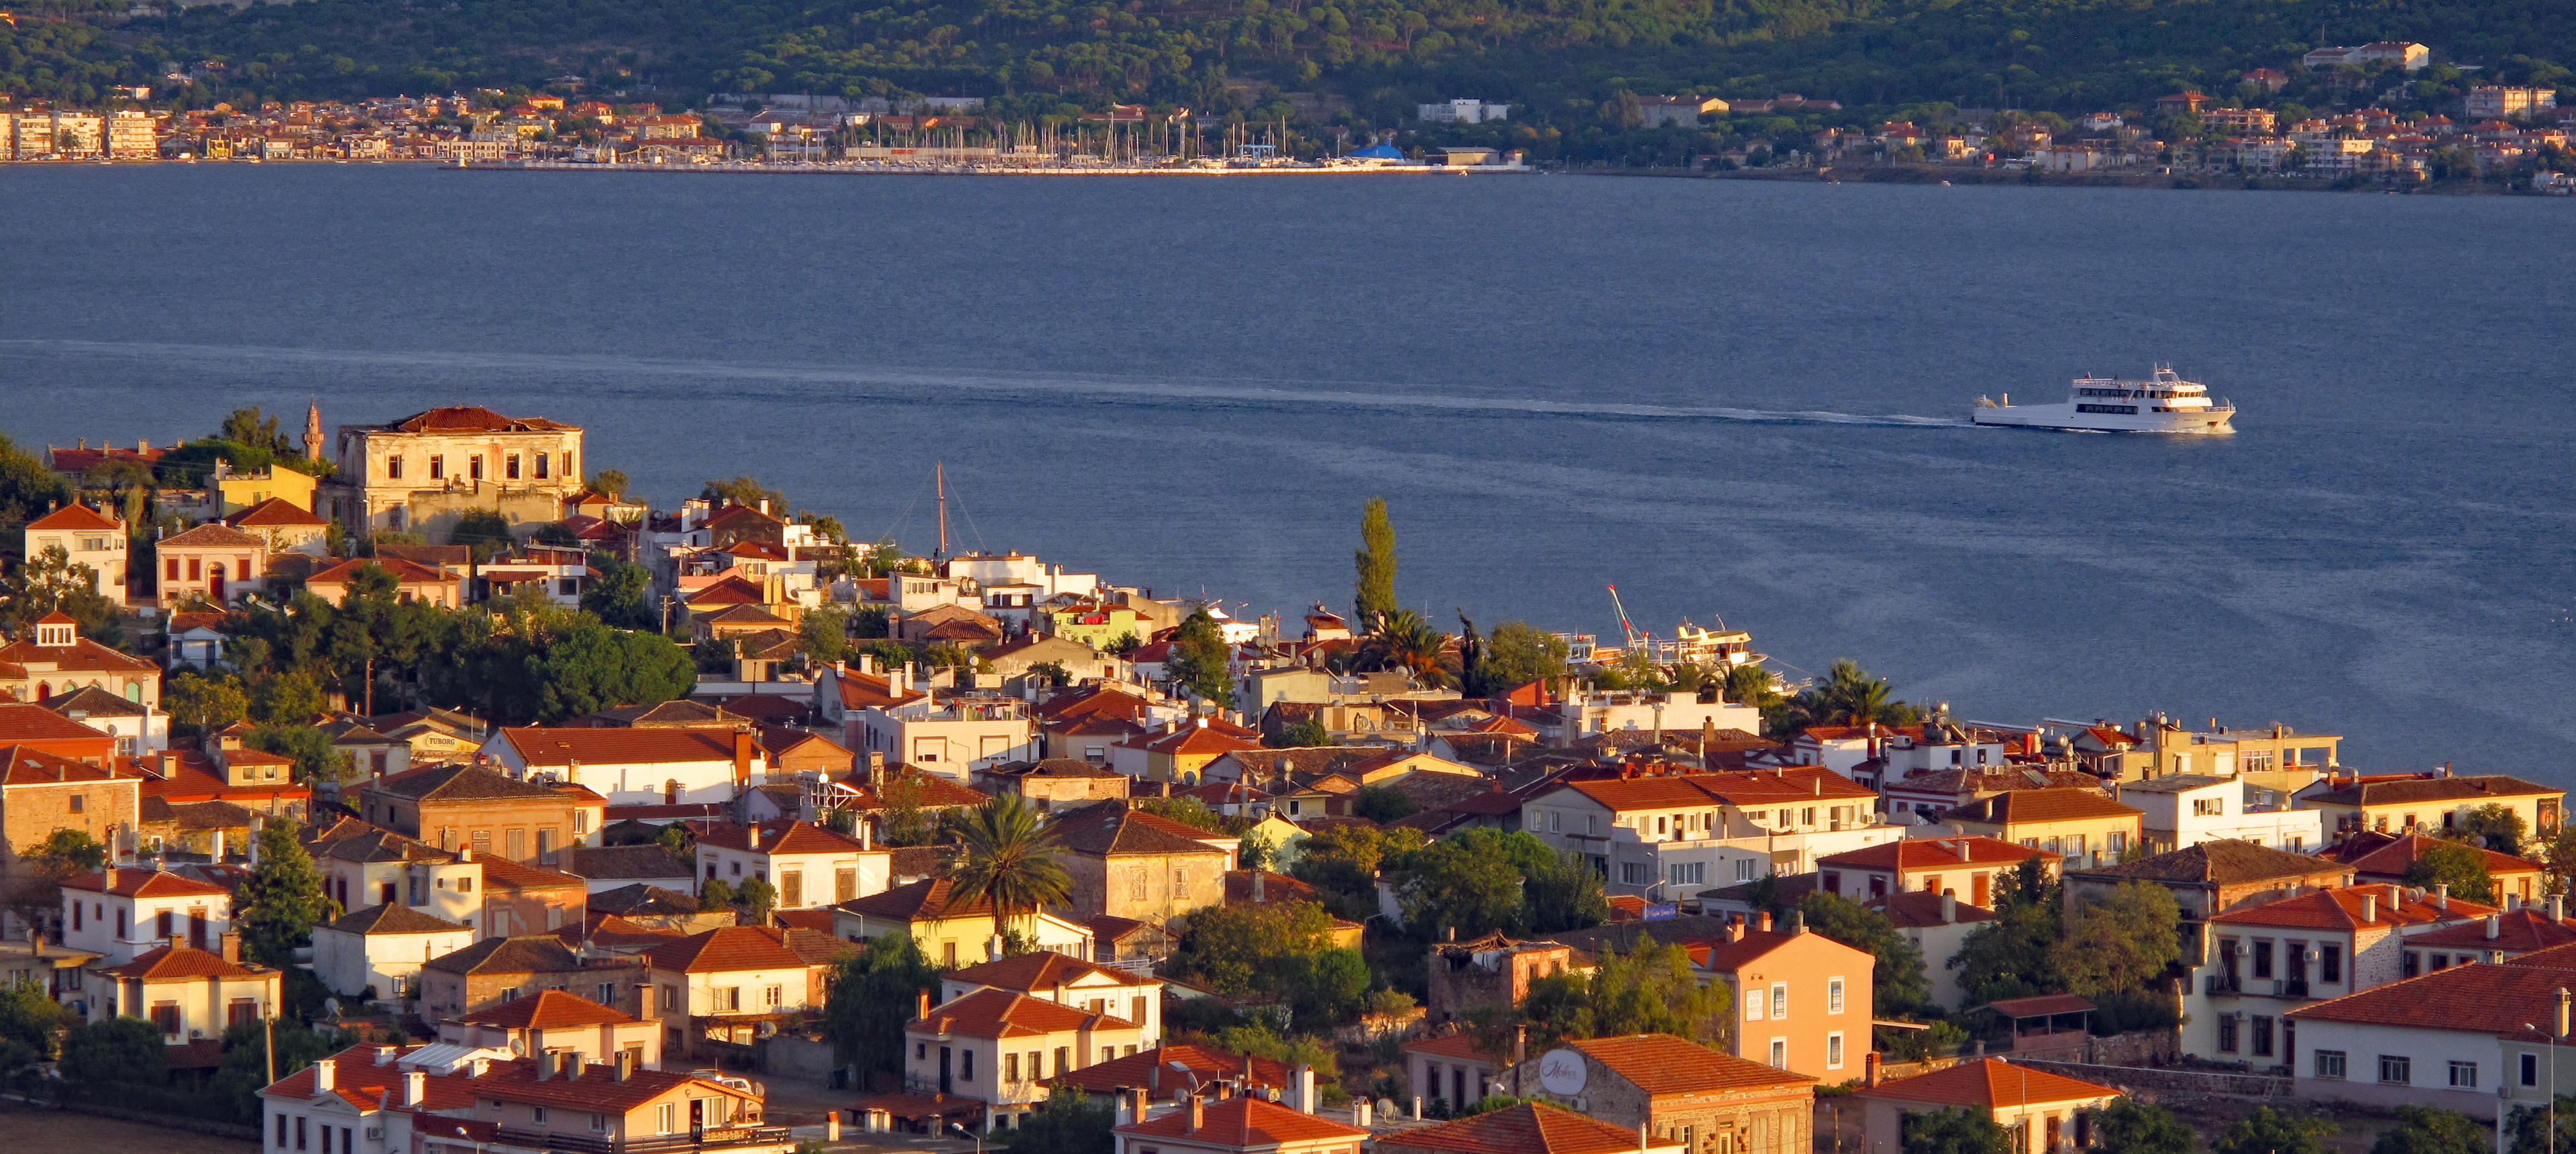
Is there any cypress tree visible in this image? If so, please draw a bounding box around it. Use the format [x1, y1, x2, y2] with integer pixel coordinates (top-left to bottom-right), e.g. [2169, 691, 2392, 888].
[1354, 496, 1397, 626]
[236, 817, 332, 967]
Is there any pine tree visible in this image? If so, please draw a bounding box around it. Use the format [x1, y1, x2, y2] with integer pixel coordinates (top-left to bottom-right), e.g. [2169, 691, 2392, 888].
[1354, 496, 1397, 626]
[236, 817, 332, 967]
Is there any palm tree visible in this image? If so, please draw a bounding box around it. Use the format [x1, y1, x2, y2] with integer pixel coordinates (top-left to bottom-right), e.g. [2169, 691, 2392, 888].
[947, 796, 1071, 941]
[1723, 662, 1779, 709]
[1364, 609, 1452, 688]
[1808, 659, 1910, 727]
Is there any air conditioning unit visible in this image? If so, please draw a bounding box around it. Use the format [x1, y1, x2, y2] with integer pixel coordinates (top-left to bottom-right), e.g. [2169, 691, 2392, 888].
[366, 1128, 384, 1141]
[2303, 949, 2320, 961]
[2233, 943, 2251, 956]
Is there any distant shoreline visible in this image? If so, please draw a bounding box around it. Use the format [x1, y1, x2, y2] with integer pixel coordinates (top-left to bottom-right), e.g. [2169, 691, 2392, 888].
[1601, 163, 2545, 195]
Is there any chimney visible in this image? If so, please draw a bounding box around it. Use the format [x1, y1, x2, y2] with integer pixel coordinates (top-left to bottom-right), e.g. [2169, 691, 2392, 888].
[616, 1049, 636, 1082]
[1187, 1096, 1204, 1133]
[2436, 884, 2449, 910]
[918, 991, 932, 1019]
[1757, 912, 1772, 933]
[539, 1052, 555, 1080]
[748, 824, 762, 850]
[566, 1051, 585, 1080]
[403, 1070, 426, 1106]
[460, 845, 473, 863]
[2555, 895, 2567, 923]
[374, 1045, 399, 1067]
[1724, 917, 1746, 943]
[1789, 910, 1807, 935]
[219, 931, 241, 963]
[1513, 1024, 1527, 1067]
[1941, 893, 1956, 924]
[1150, 1064, 1161, 1093]
[2489, 914, 2503, 940]
[1864, 1051, 1880, 1088]
[2559, 988, 2571, 1041]
[314, 1059, 336, 1092]
[2362, 894, 2377, 923]
[1299, 1066, 1316, 1114]
[733, 730, 757, 787]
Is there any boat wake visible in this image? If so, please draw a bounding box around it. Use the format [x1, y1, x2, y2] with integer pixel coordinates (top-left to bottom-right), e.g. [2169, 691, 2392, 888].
[2, 339, 1976, 429]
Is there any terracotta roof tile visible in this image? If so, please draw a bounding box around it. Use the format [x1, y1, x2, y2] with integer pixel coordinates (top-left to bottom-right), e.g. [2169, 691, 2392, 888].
[2289, 943, 2576, 1036]
[1053, 1043, 1291, 1100]
[158, 523, 267, 549]
[945, 951, 1157, 992]
[1052, 801, 1236, 857]
[1817, 837, 2053, 872]
[25, 503, 125, 530]
[2306, 775, 2559, 808]
[62, 868, 230, 899]
[1116, 1094, 1368, 1146]
[2207, 884, 2493, 931]
[914, 986, 1138, 1039]
[325, 903, 470, 935]
[1565, 1033, 1813, 1096]
[500, 726, 747, 768]
[1944, 788, 2142, 826]
[223, 497, 329, 528]
[460, 988, 639, 1030]
[1375, 1103, 1674, 1154]
[2069, 841, 2351, 886]
[1856, 1057, 2121, 1108]
[2383, 908, 2576, 951]
[692, 819, 873, 857]
[99, 943, 275, 981]
[640, 925, 829, 974]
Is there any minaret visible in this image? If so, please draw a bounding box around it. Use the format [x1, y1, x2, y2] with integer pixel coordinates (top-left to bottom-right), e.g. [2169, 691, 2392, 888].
[303, 401, 324, 462]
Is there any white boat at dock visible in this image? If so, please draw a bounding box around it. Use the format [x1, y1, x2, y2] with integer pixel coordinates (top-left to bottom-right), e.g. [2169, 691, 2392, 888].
[1974, 366, 2236, 434]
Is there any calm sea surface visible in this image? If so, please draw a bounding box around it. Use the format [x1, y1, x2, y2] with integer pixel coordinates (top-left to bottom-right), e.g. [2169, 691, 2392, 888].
[2, 166, 2570, 776]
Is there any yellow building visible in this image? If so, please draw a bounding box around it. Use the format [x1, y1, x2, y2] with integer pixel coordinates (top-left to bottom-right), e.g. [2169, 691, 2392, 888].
[215, 462, 319, 516]
[1943, 788, 2145, 872]
[832, 878, 1093, 969]
[2078, 717, 2340, 793]
[2298, 772, 2563, 843]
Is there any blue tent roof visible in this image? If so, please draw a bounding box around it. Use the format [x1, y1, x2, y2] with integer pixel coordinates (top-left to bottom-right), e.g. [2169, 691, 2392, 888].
[1348, 144, 1404, 158]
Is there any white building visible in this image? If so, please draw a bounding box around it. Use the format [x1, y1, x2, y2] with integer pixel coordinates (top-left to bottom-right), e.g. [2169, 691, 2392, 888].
[1519, 769, 1896, 898]
[107, 109, 156, 158]
[855, 691, 1036, 782]
[20, 502, 127, 598]
[484, 725, 769, 806]
[939, 950, 1165, 1044]
[1557, 689, 1762, 744]
[2285, 949, 2576, 1119]
[1418, 99, 1511, 123]
[692, 821, 889, 911]
[2115, 774, 2324, 855]
[58, 868, 233, 965]
[2468, 87, 2559, 119]
[1867, 890, 1996, 1012]
[311, 902, 477, 1008]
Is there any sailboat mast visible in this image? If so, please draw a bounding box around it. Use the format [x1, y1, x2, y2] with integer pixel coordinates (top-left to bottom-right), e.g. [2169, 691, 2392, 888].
[935, 461, 950, 560]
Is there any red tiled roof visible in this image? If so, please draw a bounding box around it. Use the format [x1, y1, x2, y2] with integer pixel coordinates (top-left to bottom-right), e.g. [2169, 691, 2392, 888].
[945, 951, 1157, 992]
[159, 523, 267, 549]
[837, 877, 991, 922]
[1133, 723, 1264, 757]
[1116, 1094, 1369, 1145]
[1818, 837, 2054, 872]
[1052, 801, 1236, 857]
[1053, 1044, 1290, 1099]
[2306, 775, 2560, 807]
[0, 635, 156, 673]
[2208, 884, 2494, 931]
[1375, 1103, 1672, 1154]
[460, 988, 638, 1029]
[259, 1044, 482, 1114]
[641, 925, 836, 974]
[2289, 942, 2576, 1037]
[500, 726, 745, 768]
[62, 867, 230, 899]
[1565, 1033, 1813, 1096]
[914, 986, 1138, 1039]
[1944, 788, 2141, 826]
[307, 557, 455, 586]
[99, 943, 274, 981]
[2326, 833, 2542, 880]
[474, 1057, 755, 1112]
[224, 497, 329, 528]
[2404, 910, 2576, 953]
[692, 820, 873, 856]
[1864, 890, 1998, 929]
[1856, 1057, 2120, 1108]
[27, 502, 125, 531]
[386, 407, 574, 433]
[0, 745, 125, 788]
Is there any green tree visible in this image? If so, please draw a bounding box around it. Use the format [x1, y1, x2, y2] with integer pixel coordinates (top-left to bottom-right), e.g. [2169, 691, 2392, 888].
[212, 1018, 346, 1123]
[798, 605, 851, 665]
[2455, 804, 2530, 855]
[1168, 900, 1336, 998]
[2048, 881, 2182, 998]
[237, 817, 334, 967]
[249, 670, 326, 725]
[1289, 823, 1424, 921]
[947, 795, 1072, 935]
[1902, 1106, 2014, 1154]
[448, 508, 517, 561]
[701, 477, 788, 513]
[1002, 1082, 1117, 1154]
[581, 558, 658, 630]
[1353, 784, 1419, 823]
[164, 670, 251, 736]
[250, 723, 344, 786]
[1, 543, 120, 635]
[528, 621, 696, 723]
[1801, 659, 1919, 728]
[2405, 841, 2498, 905]
[1484, 937, 1729, 1053]
[1949, 858, 2065, 1004]
[1471, 620, 1568, 696]
[2213, 1108, 2334, 1154]
[735, 876, 777, 925]
[1723, 663, 1780, 709]
[219, 407, 292, 454]
[0, 431, 74, 529]
[1028, 660, 1072, 688]
[821, 933, 941, 1090]
[0, 978, 72, 1060]
[1799, 891, 1931, 1015]
[1165, 607, 1234, 706]
[1386, 832, 1525, 938]
[591, 469, 630, 499]
[5, 828, 111, 933]
[700, 877, 738, 912]
[1354, 496, 1397, 625]
[57, 1017, 166, 1086]
[2087, 1100, 2195, 1154]
[2370, 1107, 2489, 1154]
[1363, 609, 1452, 688]
[2505, 1098, 2576, 1154]
[1268, 715, 1335, 748]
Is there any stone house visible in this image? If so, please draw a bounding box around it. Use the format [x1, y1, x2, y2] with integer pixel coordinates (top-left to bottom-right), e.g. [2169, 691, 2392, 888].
[419, 935, 645, 1019]
[978, 758, 1132, 812]
[1424, 933, 1578, 1027]
[1405, 1031, 1511, 1113]
[359, 762, 600, 866]
[1050, 800, 1238, 925]
[154, 523, 269, 606]
[2063, 841, 2356, 955]
[1499, 1033, 1816, 1154]
[5, 747, 144, 886]
[325, 405, 586, 536]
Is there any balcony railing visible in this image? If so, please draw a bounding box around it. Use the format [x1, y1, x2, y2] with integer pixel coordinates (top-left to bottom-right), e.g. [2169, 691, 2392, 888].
[2204, 974, 2241, 996]
[2274, 978, 2310, 998]
[490, 1124, 794, 1154]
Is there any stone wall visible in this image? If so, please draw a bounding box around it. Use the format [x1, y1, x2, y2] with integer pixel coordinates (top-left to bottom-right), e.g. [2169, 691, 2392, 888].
[2012, 1059, 2296, 1104]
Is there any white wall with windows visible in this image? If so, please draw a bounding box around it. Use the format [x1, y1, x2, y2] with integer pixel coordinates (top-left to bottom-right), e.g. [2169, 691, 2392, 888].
[2290, 1018, 2508, 1118]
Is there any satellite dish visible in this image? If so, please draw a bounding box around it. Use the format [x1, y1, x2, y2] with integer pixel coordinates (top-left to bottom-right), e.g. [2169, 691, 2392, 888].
[1537, 1049, 1587, 1096]
[323, 997, 342, 1018]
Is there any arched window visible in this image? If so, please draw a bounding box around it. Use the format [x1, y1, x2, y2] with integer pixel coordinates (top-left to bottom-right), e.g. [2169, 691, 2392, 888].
[665, 780, 680, 805]
[34, 682, 49, 702]
[124, 682, 142, 702]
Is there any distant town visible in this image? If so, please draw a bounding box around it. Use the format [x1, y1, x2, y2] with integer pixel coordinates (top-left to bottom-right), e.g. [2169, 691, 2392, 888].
[1, 401, 2571, 1154]
[3, 40, 2568, 191]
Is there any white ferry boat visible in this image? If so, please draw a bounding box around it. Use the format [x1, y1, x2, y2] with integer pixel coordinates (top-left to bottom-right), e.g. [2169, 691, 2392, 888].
[1973, 366, 2236, 434]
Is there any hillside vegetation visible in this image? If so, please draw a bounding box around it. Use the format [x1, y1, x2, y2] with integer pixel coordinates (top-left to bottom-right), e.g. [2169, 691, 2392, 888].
[3, 0, 2569, 126]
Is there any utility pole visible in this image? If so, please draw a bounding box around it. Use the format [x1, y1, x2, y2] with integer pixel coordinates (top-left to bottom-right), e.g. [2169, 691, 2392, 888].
[659, 594, 676, 635]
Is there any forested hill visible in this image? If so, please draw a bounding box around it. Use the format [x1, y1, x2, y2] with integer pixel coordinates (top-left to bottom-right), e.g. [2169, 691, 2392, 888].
[4, 0, 2571, 125]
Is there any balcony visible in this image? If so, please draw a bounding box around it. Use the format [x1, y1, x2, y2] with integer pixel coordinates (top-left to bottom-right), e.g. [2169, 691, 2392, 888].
[2273, 978, 2310, 998]
[490, 1125, 795, 1154]
[2204, 974, 2241, 996]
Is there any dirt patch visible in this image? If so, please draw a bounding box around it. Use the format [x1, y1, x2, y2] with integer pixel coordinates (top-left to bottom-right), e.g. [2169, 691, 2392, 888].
[0, 1106, 259, 1154]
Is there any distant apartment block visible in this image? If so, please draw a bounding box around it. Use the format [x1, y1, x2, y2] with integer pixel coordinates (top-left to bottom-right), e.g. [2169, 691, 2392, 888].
[2302, 42, 2429, 71]
[1418, 99, 1511, 124]
[2467, 87, 2559, 119]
